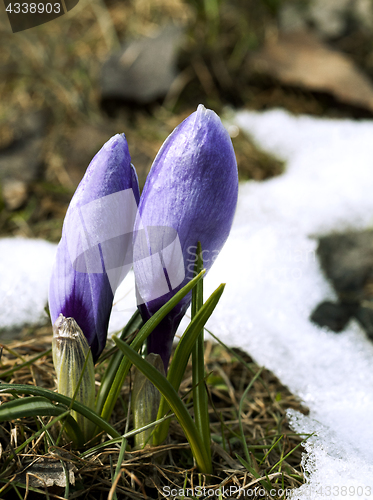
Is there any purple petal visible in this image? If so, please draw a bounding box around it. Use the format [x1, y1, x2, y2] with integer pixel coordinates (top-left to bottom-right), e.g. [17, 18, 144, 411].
[49, 134, 140, 361]
[134, 105, 238, 367]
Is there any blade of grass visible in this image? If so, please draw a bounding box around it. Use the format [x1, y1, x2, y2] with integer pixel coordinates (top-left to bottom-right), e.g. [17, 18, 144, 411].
[191, 242, 211, 462]
[0, 478, 54, 498]
[0, 384, 121, 439]
[1, 410, 73, 472]
[111, 389, 132, 500]
[258, 435, 283, 466]
[0, 396, 83, 447]
[238, 366, 264, 465]
[269, 433, 314, 473]
[113, 335, 212, 474]
[80, 410, 174, 458]
[11, 484, 23, 500]
[204, 327, 273, 399]
[235, 454, 272, 491]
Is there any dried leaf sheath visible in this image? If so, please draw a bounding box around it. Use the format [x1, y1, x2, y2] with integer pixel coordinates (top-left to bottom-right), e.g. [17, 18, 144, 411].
[52, 314, 95, 442]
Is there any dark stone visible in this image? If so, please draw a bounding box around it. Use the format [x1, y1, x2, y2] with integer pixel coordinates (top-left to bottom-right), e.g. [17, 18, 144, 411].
[317, 230, 373, 302]
[100, 24, 184, 106]
[311, 230, 373, 338]
[310, 300, 356, 332]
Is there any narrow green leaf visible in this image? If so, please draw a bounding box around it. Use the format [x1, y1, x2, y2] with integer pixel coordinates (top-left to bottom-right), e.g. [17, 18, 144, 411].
[100, 270, 206, 424]
[80, 411, 174, 458]
[259, 435, 283, 466]
[235, 453, 272, 490]
[152, 283, 225, 445]
[113, 336, 212, 474]
[191, 242, 211, 462]
[0, 479, 52, 498]
[0, 395, 62, 420]
[0, 384, 121, 439]
[235, 453, 259, 476]
[2, 410, 73, 470]
[238, 366, 264, 466]
[269, 432, 314, 473]
[0, 396, 84, 447]
[205, 327, 273, 398]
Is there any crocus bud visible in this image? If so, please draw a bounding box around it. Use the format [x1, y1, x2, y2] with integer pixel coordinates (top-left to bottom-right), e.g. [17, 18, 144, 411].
[49, 134, 140, 361]
[133, 105, 238, 368]
[132, 353, 164, 449]
[52, 314, 95, 442]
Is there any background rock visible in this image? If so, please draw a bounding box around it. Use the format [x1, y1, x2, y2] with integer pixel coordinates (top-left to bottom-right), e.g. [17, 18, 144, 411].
[100, 24, 184, 106]
[0, 109, 49, 210]
[280, 0, 373, 38]
[311, 230, 373, 338]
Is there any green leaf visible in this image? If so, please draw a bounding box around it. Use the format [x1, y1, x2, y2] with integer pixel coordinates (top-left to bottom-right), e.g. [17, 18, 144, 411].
[152, 283, 225, 445]
[191, 242, 211, 461]
[236, 453, 259, 476]
[269, 432, 315, 473]
[1, 410, 77, 470]
[0, 395, 83, 446]
[100, 270, 206, 424]
[80, 411, 174, 458]
[0, 395, 61, 420]
[0, 384, 121, 440]
[113, 335, 212, 474]
[235, 453, 272, 491]
[238, 366, 264, 465]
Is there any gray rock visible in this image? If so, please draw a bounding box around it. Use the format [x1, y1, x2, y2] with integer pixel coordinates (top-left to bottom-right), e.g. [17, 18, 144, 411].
[309, 0, 352, 38]
[317, 230, 373, 301]
[310, 300, 356, 332]
[310, 230, 373, 339]
[280, 0, 373, 38]
[101, 24, 184, 105]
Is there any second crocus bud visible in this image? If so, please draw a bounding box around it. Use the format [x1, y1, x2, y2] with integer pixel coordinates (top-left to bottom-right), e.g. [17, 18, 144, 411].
[52, 314, 95, 443]
[132, 353, 165, 449]
[133, 105, 238, 368]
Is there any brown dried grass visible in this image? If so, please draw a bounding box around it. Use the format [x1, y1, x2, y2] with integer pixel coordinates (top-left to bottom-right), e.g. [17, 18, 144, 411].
[0, 326, 308, 499]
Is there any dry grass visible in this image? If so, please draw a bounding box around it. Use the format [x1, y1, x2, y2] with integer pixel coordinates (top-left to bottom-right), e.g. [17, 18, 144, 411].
[0, 327, 309, 499]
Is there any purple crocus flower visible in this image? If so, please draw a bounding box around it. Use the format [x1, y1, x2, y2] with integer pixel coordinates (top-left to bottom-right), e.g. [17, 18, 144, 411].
[133, 105, 238, 368]
[49, 134, 140, 362]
